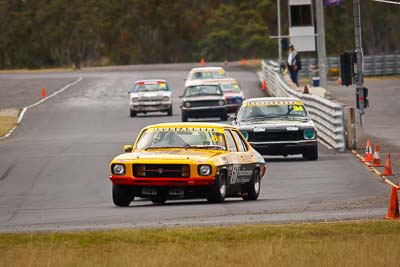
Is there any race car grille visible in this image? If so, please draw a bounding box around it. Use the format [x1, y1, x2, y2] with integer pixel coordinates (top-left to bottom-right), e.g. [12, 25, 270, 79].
[140, 96, 163, 101]
[132, 164, 190, 178]
[249, 130, 303, 142]
[190, 100, 220, 107]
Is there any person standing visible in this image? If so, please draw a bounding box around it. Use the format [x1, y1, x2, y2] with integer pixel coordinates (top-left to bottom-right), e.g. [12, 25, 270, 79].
[287, 44, 302, 86]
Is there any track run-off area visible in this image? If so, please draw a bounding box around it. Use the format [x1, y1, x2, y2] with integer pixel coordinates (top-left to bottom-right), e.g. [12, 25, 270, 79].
[0, 63, 389, 232]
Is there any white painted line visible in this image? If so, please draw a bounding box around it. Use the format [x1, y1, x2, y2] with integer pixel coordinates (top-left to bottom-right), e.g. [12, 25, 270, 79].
[0, 77, 82, 140]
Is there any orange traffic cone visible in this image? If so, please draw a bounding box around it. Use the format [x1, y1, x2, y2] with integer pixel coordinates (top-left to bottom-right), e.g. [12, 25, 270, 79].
[371, 144, 383, 167]
[41, 86, 47, 98]
[200, 58, 205, 66]
[386, 186, 399, 219]
[363, 139, 373, 163]
[261, 80, 267, 91]
[303, 85, 310, 94]
[241, 58, 246, 65]
[382, 153, 394, 176]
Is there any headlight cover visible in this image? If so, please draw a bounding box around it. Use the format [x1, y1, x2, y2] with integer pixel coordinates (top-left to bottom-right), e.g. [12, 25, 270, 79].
[112, 164, 126, 175]
[184, 102, 191, 108]
[218, 100, 225, 106]
[131, 97, 139, 102]
[163, 96, 170, 101]
[304, 129, 316, 140]
[198, 165, 211, 176]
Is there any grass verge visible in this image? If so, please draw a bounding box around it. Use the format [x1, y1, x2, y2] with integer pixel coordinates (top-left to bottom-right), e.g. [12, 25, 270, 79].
[0, 109, 19, 137]
[1, 220, 400, 266]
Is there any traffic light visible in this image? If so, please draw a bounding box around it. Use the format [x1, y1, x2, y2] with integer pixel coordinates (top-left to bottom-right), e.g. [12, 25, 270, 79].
[340, 52, 356, 86]
[356, 87, 369, 109]
[363, 87, 369, 108]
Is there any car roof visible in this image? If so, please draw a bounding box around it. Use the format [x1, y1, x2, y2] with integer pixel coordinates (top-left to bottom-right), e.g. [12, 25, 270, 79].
[190, 67, 225, 72]
[143, 122, 235, 130]
[184, 80, 222, 87]
[243, 97, 302, 104]
[196, 78, 237, 84]
[134, 79, 167, 84]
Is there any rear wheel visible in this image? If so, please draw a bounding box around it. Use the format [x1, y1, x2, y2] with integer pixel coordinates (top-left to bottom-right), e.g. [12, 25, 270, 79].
[302, 145, 318, 161]
[130, 109, 136, 117]
[167, 106, 173, 116]
[207, 171, 227, 203]
[242, 169, 261, 201]
[112, 184, 134, 207]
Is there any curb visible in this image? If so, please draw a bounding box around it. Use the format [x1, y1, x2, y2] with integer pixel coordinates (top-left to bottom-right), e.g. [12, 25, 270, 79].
[351, 149, 397, 188]
[0, 77, 83, 140]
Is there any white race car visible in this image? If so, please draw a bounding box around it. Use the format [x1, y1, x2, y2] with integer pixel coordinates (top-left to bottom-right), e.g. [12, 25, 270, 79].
[184, 67, 228, 87]
[129, 80, 173, 117]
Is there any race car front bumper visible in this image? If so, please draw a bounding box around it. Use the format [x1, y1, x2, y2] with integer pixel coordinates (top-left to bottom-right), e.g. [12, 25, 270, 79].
[131, 101, 172, 112]
[249, 139, 318, 156]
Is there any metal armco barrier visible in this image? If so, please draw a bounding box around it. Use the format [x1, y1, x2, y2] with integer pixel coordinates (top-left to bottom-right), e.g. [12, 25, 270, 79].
[301, 54, 400, 78]
[261, 60, 346, 152]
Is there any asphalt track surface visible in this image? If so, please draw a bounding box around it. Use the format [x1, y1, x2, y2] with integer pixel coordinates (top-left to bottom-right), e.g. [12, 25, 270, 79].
[0, 64, 389, 232]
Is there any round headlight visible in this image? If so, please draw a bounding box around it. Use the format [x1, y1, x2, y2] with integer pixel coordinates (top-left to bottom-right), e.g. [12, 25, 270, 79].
[163, 96, 170, 101]
[185, 102, 191, 108]
[198, 165, 211, 176]
[131, 97, 139, 102]
[235, 98, 243, 104]
[218, 100, 225, 106]
[304, 129, 315, 139]
[112, 164, 125, 175]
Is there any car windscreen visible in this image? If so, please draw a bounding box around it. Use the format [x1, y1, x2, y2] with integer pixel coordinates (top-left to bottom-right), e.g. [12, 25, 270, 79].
[133, 82, 168, 92]
[184, 85, 222, 97]
[191, 70, 227, 79]
[135, 128, 227, 150]
[220, 82, 241, 92]
[238, 104, 308, 121]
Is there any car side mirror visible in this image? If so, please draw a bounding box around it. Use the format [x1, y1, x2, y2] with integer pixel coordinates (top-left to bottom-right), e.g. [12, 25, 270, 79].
[123, 145, 133, 152]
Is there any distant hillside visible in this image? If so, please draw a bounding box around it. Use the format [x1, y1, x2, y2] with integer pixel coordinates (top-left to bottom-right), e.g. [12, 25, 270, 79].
[0, 0, 398, 69]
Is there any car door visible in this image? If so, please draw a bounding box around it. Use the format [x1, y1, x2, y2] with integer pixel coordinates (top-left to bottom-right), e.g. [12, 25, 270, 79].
[224, 129, 251, 186]
[230, 129, 254, 184]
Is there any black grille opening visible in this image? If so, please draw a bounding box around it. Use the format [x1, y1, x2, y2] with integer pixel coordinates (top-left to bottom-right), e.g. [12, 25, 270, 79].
[133, 164, 190, 178]
[248, 129, 303, 142]
[190, 100, 220, 107]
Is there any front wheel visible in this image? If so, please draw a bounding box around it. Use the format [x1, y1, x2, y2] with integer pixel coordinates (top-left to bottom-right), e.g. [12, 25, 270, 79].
[181, 112, 188, 122]
[112, 184, 134, 207]
[220, 111, 228, 121]
[302, 145, 318, 161]
[130, 109, 136, 117]
[207, 171, 227, 203]
[167, 106, 173, 116]
[151, 195, 167, 204]
[242, 169, 261, 201]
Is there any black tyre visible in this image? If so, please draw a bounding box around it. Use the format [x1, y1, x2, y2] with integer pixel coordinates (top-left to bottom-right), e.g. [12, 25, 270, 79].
[167, 106, 173, 116]
[302, 145, 318, 161]
[151, 195, 167, 204]
[220, 111, 228, 121]
[207, 171, 227, 203]
[242, 169, 261, 201]
[181, 112, 188, 122]
[112, 184, 134, 207]
[130, 109, 136, 117]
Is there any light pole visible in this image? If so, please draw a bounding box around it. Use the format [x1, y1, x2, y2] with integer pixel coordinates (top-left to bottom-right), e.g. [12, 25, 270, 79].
[353, 0, 365, 127]
[277, 0, 282, 63]
[315, 0, 328, 88]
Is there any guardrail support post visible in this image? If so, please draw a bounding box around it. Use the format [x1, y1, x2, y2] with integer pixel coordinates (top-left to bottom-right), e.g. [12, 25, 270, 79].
[344, 106, 357, 149]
